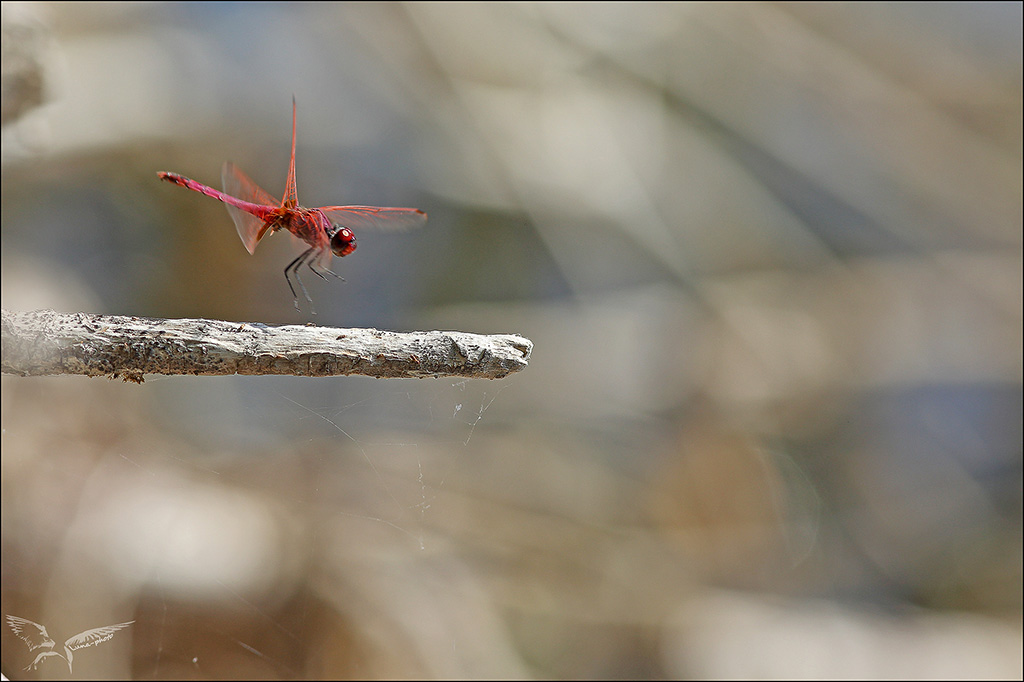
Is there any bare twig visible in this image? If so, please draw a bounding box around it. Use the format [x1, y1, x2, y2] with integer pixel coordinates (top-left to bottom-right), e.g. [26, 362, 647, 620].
[1, 309, 532, 382]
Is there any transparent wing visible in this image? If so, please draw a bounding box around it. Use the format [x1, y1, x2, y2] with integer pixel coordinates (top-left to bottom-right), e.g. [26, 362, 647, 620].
[282, 97, 298, 208]
[319, 205, 427, 232]
[221, 162, 279, 255]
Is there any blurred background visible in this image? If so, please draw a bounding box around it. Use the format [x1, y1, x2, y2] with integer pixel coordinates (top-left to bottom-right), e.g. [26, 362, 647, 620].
[2, 2, 1021, 679]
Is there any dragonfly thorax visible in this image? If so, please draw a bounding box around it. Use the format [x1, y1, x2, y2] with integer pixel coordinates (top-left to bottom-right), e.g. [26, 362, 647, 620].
[330, 226, 357, 257]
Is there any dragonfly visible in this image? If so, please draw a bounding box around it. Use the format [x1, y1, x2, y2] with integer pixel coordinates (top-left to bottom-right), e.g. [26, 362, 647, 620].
[158, 98, 427, 313]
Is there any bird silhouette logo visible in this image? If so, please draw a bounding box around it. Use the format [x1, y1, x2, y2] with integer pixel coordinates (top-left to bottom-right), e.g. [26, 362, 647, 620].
[5, 614, 135, 673]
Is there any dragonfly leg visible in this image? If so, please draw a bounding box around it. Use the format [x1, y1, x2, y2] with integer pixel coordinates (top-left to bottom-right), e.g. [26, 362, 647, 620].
[308, 260, 345, 282]
[284, 248, 316, 314]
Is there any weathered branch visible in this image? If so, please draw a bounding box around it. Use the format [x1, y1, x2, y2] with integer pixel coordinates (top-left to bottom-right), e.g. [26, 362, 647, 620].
[1, 309, 532, 382]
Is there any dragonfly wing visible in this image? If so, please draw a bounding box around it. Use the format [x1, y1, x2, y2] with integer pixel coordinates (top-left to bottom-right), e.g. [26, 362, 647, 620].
[282, 97, 298, 208]
[320, 206, 427, 233]
[221, 162, 279, 254]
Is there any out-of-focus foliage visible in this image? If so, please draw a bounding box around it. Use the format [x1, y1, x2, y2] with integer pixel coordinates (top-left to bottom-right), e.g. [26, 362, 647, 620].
[2, 2, 1020, 679]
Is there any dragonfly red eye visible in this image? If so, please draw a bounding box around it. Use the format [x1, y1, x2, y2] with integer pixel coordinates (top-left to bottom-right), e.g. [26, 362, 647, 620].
[331, 227, 356, 257]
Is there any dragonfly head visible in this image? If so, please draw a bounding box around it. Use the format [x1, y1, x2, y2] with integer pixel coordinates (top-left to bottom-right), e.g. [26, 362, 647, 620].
[330, 226, 357, 257]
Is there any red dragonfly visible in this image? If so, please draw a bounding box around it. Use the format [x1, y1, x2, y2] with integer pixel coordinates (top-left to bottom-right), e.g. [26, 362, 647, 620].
[158, 99, 426, 312]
